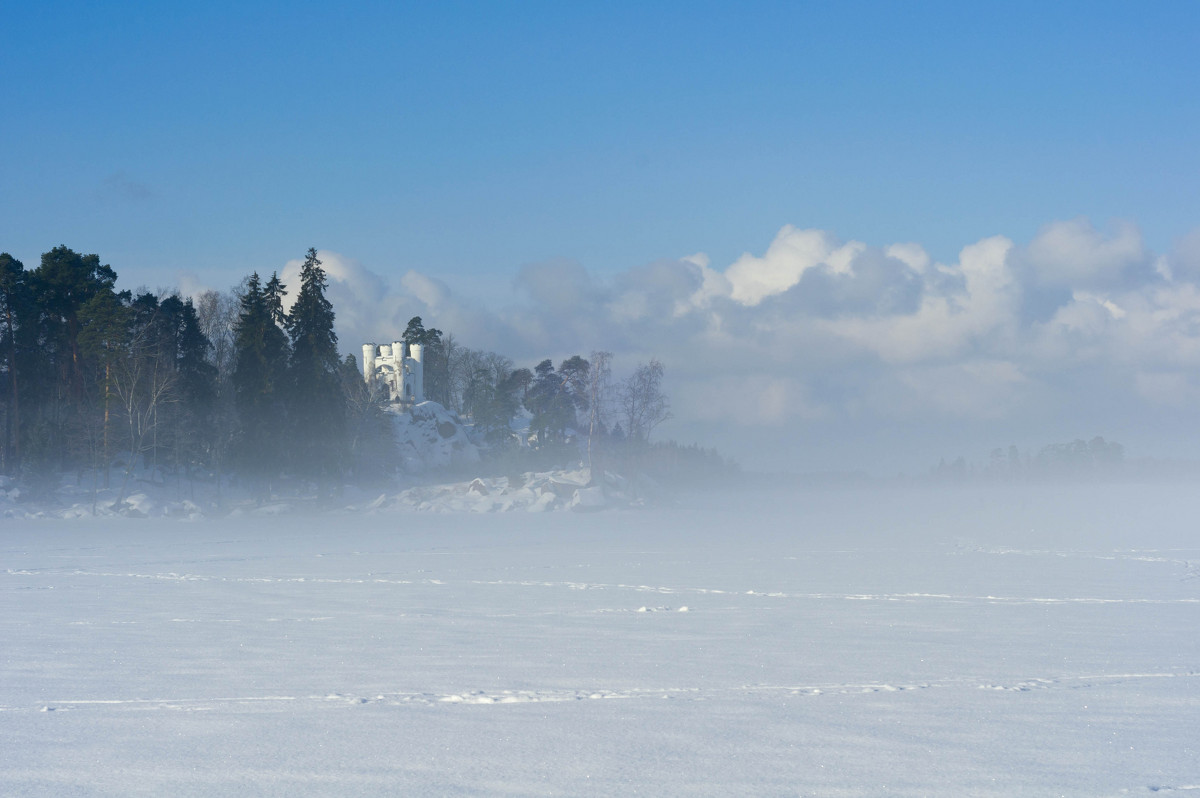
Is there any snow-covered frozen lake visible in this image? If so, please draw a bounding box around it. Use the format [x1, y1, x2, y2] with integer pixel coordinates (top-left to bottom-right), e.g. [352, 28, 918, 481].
[3, 483, 1199, 796]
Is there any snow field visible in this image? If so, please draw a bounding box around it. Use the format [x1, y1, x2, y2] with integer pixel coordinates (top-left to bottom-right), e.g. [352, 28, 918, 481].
[2, 483, 1199, 796]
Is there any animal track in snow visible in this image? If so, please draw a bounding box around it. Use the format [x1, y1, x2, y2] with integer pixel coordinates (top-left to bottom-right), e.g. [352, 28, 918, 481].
[4, 568, 430, 586]
[11, 570, 1196, 605]
[12, 670, 1196, 716]
[978, 679, 1056, 692]
[471, 579, 1200, 606]
[745, 682, 933, 697]
[978, 671, 1199, 692]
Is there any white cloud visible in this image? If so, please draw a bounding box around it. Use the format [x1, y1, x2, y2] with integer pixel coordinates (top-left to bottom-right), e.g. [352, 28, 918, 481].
[885, 242, 932, 274]
[1021, 217, 1150, 288]
[677, 253, 731, 314]
[809, 235, 1016, 365]
[723, 226, 848, 306]
[1166, 227, 1200, 282]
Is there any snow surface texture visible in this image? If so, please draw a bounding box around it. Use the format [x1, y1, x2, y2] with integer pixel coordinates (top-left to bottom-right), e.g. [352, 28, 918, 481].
[3, 484, 1199, 796]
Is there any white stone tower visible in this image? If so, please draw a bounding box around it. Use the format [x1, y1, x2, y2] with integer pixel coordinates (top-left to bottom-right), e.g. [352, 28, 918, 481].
[362, 340, 424, 407]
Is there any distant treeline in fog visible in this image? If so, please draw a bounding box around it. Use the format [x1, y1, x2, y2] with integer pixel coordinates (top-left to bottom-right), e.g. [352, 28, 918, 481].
[0, 246, 730, 503]
[931, 437, 1133, 482]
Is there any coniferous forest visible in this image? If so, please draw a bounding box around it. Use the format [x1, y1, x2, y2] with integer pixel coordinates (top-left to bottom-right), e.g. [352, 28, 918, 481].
[0, 245, 726, 504]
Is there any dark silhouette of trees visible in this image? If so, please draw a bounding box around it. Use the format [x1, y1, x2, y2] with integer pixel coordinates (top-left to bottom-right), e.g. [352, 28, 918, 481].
[339, 353, 398, 480]
[162, 295, 218, 480]
[0, 253, 33, 473]
[0, 245, 228, 500]
[34, 246, 118, 403]
[462, 353, 525, 444]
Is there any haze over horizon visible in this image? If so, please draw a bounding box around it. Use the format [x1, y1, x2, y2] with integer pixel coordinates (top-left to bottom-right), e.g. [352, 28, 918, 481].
[4, 1, 1198, 473]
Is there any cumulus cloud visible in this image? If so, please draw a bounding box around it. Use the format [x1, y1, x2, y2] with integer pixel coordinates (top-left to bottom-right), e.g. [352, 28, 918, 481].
[723, 226, 853, 306]
[1021, 217, 1151, 289]
[1166, 227, 1200, 283]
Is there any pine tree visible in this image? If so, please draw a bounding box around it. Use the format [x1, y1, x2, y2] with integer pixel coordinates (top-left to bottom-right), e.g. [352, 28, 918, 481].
[33, 246, 118, 403]
[285, 249, 346, 493]
[29, 246, 121, 472]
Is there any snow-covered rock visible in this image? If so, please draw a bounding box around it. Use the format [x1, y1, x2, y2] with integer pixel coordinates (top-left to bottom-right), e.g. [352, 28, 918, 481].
[392, 401, 482, 472]
[569, 485, 607, 512]
[0, 438, 631, 518]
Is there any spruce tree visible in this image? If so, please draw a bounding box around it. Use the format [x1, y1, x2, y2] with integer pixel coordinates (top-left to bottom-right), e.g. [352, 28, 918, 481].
[161, 295, 217, 476]
[265, 272, 288, 327]
[232, 273, 290, 497]
[285, 249, 346, 492]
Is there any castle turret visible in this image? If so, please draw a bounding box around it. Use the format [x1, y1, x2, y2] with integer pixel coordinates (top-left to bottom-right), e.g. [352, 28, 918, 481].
[362, 343, 376, 382]
[410, 343, 424, 402]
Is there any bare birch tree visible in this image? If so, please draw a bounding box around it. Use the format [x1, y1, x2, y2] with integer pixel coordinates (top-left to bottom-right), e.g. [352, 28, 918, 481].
[111, 324, 176, 505]
[619, 358, 671, 443]
[585, 350, 612, 470]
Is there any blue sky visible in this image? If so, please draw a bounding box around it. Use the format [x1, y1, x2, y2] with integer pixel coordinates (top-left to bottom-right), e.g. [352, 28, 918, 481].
[4, 1, 1196, 287]
[4, 1, 1200, 470]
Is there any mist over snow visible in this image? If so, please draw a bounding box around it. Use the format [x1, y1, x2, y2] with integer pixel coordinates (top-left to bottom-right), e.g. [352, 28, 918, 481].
[6, 484, 1200, 795]
[230, 218, 1200, 473]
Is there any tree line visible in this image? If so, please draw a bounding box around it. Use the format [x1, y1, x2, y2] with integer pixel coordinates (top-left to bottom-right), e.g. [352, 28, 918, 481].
[0, 246, 350, 501]
[0, 245, 687, 503]
[931, 437, 1126, 482]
